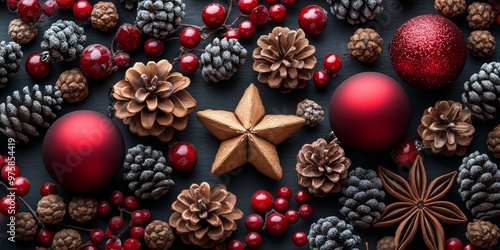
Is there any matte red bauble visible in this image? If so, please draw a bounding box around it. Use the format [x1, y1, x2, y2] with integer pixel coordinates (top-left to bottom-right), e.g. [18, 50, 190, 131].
[390, 14, 466, 91]
[329, 72, 411, 152]
[43, 110, 125, 193]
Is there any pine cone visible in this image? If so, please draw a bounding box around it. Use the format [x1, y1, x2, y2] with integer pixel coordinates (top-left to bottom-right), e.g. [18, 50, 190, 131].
[144, 220, 175, 250]
[327, 0, 384, 25]
[0, 84, 63, 143]
[112, 60, 196, 142]
[466, 219, 500, 249]
[296, 99, 324, 127]
[52, 229, 81, 250]
[457, 151, 500, 219]
[0, 40, 23, 88]
[14, 212, 38, 241]
[417, 100, 475, 156]
[348, 28, 383, 63]
[68, 195, 97, 223]
[377, 236, 395, 250]
[37, 194, 66, 224]
[8, 19, 37, 45]
[123, 144, 175, 199]
[462, 62, 500, 121]
[136, 0, 185, 39]
[339, 167, 386, 229]
[91, 1, 119, 31]
[296, 138, 351, 197]
[252, 27, 316, 93]
[434, 0, 466, 18]
[487, 124, 500, 158]
[467, 30, 495, 58]
[41, 20, 86, 62]
[308, 216, 361, 250]
[55, 68, 89, 103]
[467, 2, 495, 29]
[201, 37, 247, 83]
[169, 182, 244, 249]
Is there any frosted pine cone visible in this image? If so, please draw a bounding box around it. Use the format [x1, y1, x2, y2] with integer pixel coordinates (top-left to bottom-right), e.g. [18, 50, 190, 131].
[8, 19, 37, 45]
[462, 62, 500, 120]
[308, 216, 361, 249]
[200, 37, 247, 82]
[327, 0, 384, 25]
[144, 220, 175, 249]
[52, 229, 81, 250]
[136, 0, 185, 39]
[41, 20, 86, 62]
[296, 99, 324, 127]
[0, 40, 23, 88]
[37, 194, 66, 224]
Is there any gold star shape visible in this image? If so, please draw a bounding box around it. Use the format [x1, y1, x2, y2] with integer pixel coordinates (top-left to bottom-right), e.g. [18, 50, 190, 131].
[196, 84, 305, 180]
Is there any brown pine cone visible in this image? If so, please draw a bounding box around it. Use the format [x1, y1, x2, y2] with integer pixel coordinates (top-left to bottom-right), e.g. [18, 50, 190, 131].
[91, 1, 119, 31]
[14, 212, 38, 241]
[466, 219, 500, 249]
[467, 30, 495, 57]
[144, 220, 175, 250]
[377, 236, 395, 250]
[296, 99, 324, 127]
[55, 68, 89, 103]
[487, 124, 500, 158]
[296, 138, 351, 197]
[348, 28, 383, 63]
[467, 2, 496, 29]
[37, 194, 66, 224]
[8, 19, 37, 45]
[52, 229, 81, 250]
[434, 0, 466, 18]
[68, 195, 97, 224]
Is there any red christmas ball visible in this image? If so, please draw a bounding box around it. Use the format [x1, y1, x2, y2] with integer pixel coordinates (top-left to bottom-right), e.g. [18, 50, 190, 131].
[390, 14, 466, 91]
[43, 110, 125, 193]
[329, 72, 411, 152]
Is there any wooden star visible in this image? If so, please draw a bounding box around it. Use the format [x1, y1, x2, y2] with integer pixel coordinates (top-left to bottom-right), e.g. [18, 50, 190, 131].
[196, 84, 305, 180]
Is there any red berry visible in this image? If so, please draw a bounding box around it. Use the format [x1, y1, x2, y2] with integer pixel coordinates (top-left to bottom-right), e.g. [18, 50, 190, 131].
[282, 0, 298, 6]
[144, 38, 165, 57]
[142, 209, 151, 222]
[115, 23, 142, 52]
[277, 185, 292, 200]
[224, 29, 239, 40]
[266, 213, 288, 236]
[462, 244, 477, 250]
[80, 44, 115, 79]
[114, 51, 131, 68]
[123, 238, 141, 250]
[298, 204, 313, 219]
[245, 232, 263, 249]
[131, 210, 148, 226]
[313, 69, 330, 88]
[292, 231, 308, 247]
[25, 52, 51, 79]
[42, 0, 58, 16]
[0, 196, 18, 216]
[211, 244, 225, 250]
[1, 164, 20, 182]
[169, 141, 198, 172]
[264, 0, 278, 5]
[445, 237, 462, 250]
[17, 0, 42, 23]
[391, 139, 419, 169]
[12, 176, 30, 196]
[497, 14, 500, 27]
[251, 190, 274, 213]
[227, 239, 245, 250]
[84, 245, 99, 250]
[179, 27, 201, 49]
[178, 53, 199, 75]
[238, 20, 256, 39]
[202, 3, 227, 28]
[250, 5, 269, 26]
[238, 0, 258, 15]
[7, 0, 19, 11]
[56, 0, 74, 10]
[110, 190, 125, 207]
[97, 201, 112, 216]
[130, 226, 144, 240]
[105, 227, 113, 236]
[323, 53, 342, 74]
[285, 209, 299, 224]
[40, 182, 57, 196]
[124, 196, 140, 211]
[109, 216, 125, 231]
[269, 4, 287, 23]
[245, 213, 264, 231]
[37, 229, 54, 247]
[105, 238, 122, 250]
[298, 5, 328, 36]
[273, 197, 289, 213]
[90, 229, 105, 244]
[72, 0, 91, 20]
[294, 190, 309, 204]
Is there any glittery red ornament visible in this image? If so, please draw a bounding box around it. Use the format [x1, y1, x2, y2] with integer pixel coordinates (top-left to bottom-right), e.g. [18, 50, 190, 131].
[42, 110, 125, 193]
[329, 72, 411, 152]
[390, 14, 466, 91]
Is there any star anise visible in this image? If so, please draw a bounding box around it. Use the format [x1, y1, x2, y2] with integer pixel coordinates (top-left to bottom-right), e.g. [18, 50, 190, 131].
[373, 155, 467, 250]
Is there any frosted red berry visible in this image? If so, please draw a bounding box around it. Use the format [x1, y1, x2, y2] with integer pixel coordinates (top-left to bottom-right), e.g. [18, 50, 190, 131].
[109, 216, 125, 231]
[90, 229, 105, 244]
[144, 38, 164, 57]
[445, 237, 462, 250]
[285, 209, 299, 224]
[17, 0, 42, 23]
[391, 139, 419, 169]
[56, 0, 74, 10]
[110, 190, 125, 207]
[251, 190, 274, 213]
[273, 197, 289, 213]
[277, 185, 292, 200]
[97, 201, 112, 216]
[169, 141, 198, 172]
[238, 20, 256, 39]
[1, 164, 20, 182]
[12, 176, 30, 196]
[238, 0, 258, 15]
[178, 53, 199, 75]
[294, 190, 309, 204]
[42, 0, 58, 16]
[123, 238, 141, 250]
[266, 213, 288, 236]
[227, 239, 245, 250]
[246, 232, 263, 249]
[225, 29, 239, 40]
[323, 53, 342, 74]
[179, 27, 201, 49]
[115, 24, 142, 52]
[250, 5, 269, 26]
[269, 4, 287, 23]
[313, 69, 330, 88]
[25, 52, 51, 79]
[282, 0, 298, 6]
[202, 3, 227, 28]
[114, 51, 131, 68]
[245, 213, 264, 231]
[72, 0, 92, 20]
[298, 204, 313, 219]
[37, 229, 54, 247]
[130, 226, 144, 240]
[40, 182, 57, 196]
[0, 196, 18, 216]
[7, 0, 19, 11]
[80, 44, 115, 79]
[292, 232, 308, 247]
[124, 196, 140, 211]
[298, 5, 328, 36]
[462, 244, 477, 250]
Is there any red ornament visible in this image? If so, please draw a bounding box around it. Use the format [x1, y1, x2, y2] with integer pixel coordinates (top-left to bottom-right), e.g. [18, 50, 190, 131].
[42, 110, 125, 193]
[390, 14, 466, 91]
[329, 72, 411, 152]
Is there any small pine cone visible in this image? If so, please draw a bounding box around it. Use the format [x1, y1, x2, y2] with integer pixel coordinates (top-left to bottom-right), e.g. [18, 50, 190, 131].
[68, 195, 97, 224]
[136, 0, 186, 39]
[0, 84, 63, 143]
[348, 28, 383, 63]
[457, 151, 500, 219]
[467, 30, 495, 58]
[123, 144, 175, 200]
[8, 19, 37, 45]
[41, 20, 86, 62]
[434, 0, 466, 18]
[327, 0, 384, 25]
[467, 2, 496, 29]
[466, 219, 500, 249]
[200, 37, 247, 82]
[52, 229, 82, 250]
[462, 62, 500, 121]
[487, 124, 500, 158]
[0, 40, 23, 88]
[55, 68, 89, 103]
[296, 99, 324, 127]
[37, 194, 66, 224]
[144, 220, 175, 250]
[14, 212, 38, 241]
[308, 216, 361, 250]
[377, 236, 395, 250]
[91, 2, 119, 31]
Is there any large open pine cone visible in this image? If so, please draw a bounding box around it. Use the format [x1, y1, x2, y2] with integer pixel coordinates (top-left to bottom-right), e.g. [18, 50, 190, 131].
[417, 100, 475, 156]
[462, 62, 500, 121]
[37, 194, 66, 224]
[487, 124, 500, 158]
[41, 20, 86, 62]
[0, 40, 23, 88]
[200, 37, 247, 83]
[136, 0, 185, 39]
[91, 1, 119, 31]
[308, 216, 361, 250]
[112, 60, 196, 142]
[8, 18, 37, 45]
[52, 229, 81, 250]
[15, 212, 38, 241]
[327, 0, 384, 25]
[144, 220, 175, 250]
[466, 219, 500, 249]
[68, 195, 97, 223]
[434, 0, 466, 18]
[56, 68, 89, 103]
[169, 182, 244, 249]
[467, 2, 495, 29]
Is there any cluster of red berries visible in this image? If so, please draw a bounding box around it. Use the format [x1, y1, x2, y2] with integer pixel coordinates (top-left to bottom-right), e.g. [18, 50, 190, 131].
[0, 154, 31, 216]
[9, 0, 92, 23]
[313, 53, 343, 88]
[446, 237, 478, 250]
